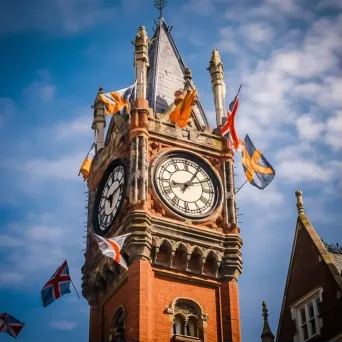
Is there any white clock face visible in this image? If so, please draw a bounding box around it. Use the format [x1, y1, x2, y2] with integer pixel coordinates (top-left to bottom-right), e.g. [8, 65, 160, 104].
[94, 161, 126, 235]
[154, 153, 220, 218]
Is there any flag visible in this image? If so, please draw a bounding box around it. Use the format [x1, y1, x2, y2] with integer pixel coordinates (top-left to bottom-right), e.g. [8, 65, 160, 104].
[94, 233, 130, 270]
[221, 86, 241, 150]
[78, 142, 96, 181]
[100, 82, 136, 118]
[241, 134, 275, 190]
[0, 313, 24, 339]
[169, 89, 197, 128]
[41, 260, 71, 308]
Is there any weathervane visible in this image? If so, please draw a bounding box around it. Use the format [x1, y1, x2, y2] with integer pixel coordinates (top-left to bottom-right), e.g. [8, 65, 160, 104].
[154, 0, 167, 18]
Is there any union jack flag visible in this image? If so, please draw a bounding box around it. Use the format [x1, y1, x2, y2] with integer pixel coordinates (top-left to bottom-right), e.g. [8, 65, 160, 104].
[41, 260, 71, 308]
[0, 313, 25, 339]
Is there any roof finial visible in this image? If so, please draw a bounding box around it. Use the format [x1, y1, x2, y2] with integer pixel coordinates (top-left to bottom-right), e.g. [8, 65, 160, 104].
[261, 301, 275, 342]
[154, 0, 167, 19]
[295, 190, 304, 214]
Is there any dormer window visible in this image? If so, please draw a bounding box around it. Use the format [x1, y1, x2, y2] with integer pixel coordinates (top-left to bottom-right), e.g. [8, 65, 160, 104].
[290, 287, 323, 342]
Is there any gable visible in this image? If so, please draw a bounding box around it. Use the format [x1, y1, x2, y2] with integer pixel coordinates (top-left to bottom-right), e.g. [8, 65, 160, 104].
[146, 20, 209, 128]
[277, 215, 342, 341]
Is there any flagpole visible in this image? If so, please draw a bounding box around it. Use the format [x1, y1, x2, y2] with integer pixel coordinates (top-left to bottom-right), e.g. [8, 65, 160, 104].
[70, 279, 81, 299]
[235, 179, 248, 194]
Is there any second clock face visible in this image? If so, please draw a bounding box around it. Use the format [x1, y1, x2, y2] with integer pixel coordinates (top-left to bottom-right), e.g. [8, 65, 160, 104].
[153, 152, 221, 219]
[93, 159, 126, 236]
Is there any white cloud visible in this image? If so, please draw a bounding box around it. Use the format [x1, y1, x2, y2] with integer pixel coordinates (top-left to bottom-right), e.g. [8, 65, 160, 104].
[23, 70, 55, 103]
[296, 115, 325, 140]
[20, 152, 85, 181]
[217, 27, 239, 53]
[54, 113, 93, 141]
[49, 321, 77, 330]
[325, 110, 342, 150]
[240, 22, 275, 43]
[26, 225, 65, 240]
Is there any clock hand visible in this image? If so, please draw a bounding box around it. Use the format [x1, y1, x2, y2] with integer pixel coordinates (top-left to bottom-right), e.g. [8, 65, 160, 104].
[186, 168, 200, 187]
[106, 185, 121, 206]
[187, 180, 208, 185]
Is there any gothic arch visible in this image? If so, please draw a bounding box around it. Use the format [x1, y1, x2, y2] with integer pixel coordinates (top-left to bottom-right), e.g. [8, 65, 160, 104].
[166, 297, 208, 341]
[109, 306, 126, 342]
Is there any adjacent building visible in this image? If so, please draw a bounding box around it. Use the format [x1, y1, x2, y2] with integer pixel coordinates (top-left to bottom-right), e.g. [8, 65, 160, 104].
[276, 190, 342, 342]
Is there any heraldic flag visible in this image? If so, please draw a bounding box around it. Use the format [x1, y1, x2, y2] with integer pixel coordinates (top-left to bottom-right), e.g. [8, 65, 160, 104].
[169, 89, 197, 128]
[241, 134, 275, 190]
[0, 313, 25, 339]
[41, 260, 71, 307]
[78, 142, 96, 181]
[100, 82, 136, 117]
[221, 86, 241, 150]
[94, 233, 130, 270]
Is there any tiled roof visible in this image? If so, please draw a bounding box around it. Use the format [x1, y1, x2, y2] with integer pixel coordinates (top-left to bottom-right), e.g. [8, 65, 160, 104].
[146, 18, 209, 128]
[328, 252, 342, 274]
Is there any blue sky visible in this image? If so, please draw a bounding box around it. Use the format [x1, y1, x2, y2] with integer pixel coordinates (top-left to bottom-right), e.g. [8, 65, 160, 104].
[0, 0, 341, 341]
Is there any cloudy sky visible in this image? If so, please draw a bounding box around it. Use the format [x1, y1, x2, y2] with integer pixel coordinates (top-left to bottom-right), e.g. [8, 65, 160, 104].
[0, 0, 341, 341]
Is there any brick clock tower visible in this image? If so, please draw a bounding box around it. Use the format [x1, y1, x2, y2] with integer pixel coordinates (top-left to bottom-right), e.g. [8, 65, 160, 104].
[81, 6, 243, 342]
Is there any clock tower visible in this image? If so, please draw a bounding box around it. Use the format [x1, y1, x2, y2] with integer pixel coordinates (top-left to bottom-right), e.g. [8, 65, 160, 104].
[81, 6, 243, 342]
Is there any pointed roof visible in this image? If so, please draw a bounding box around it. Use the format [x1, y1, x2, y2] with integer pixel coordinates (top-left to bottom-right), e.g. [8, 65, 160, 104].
[261, 301, 275, 342]
[276, 190, 342, 340]
[146, 18, 209, 128]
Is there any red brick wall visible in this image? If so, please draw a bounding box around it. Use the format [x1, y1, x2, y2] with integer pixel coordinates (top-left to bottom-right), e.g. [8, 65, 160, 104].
[220, 280, 242, 342]
[278, 222, 342, 341]
[92, 263, 243, 342]
[153, 273, 219, 342]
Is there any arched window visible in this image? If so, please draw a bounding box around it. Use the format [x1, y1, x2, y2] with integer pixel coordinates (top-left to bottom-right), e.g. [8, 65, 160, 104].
[173, 314, 185, 335]
[110, 306, 126, 342]
[168, 298, 207, 341]
[186, 316, 199, 337]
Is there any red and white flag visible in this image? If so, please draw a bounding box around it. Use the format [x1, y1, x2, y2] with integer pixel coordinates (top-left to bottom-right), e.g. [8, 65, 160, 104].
[93, 233, 130, 270]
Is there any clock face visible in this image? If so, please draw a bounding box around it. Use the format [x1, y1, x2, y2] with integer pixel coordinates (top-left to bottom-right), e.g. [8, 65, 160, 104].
[153, 152, 221, 219]
[93, 159, 126, 236]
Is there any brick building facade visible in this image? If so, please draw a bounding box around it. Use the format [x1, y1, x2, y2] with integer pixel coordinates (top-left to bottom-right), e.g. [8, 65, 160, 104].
[81, 10, 244, 342]
[276, 191, 342, 342]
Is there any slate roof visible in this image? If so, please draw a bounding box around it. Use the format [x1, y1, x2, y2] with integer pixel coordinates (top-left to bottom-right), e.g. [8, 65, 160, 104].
[146, 18, 209, 128]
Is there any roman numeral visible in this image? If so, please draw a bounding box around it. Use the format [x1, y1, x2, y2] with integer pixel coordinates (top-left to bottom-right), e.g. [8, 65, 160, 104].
[199, 196, 209, 204]
[171, 196, 179, 206]
[163, 186, 173, 195]
[184, 201, 189, 212]
[172, 161, 179, 171]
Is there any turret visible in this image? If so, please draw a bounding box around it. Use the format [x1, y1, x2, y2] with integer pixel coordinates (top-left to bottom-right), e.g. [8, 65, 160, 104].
[91, 86, 106, 152]
[208, 49, 226, 127]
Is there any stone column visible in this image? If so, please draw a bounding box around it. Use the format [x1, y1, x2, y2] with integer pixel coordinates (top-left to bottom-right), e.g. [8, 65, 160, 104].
[208, 49, 225, 127]
[134, 26, 149, 99]
[92, 86, 106, 152]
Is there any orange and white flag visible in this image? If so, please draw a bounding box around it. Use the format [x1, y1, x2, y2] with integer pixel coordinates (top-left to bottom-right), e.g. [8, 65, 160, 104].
[93, 233, 130, 270]
[169, 89, 197, 128]
[78, 143, 96, 181]
[99, 82, 136, 117]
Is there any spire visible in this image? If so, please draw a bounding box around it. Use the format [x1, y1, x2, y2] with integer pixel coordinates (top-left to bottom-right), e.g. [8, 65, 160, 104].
[261, 301, 275, 342]
[154, 0, 167, 19]
[208, 49, 225, 127]
[146, 9, 209, 128]
[295, 190, 304, 214]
